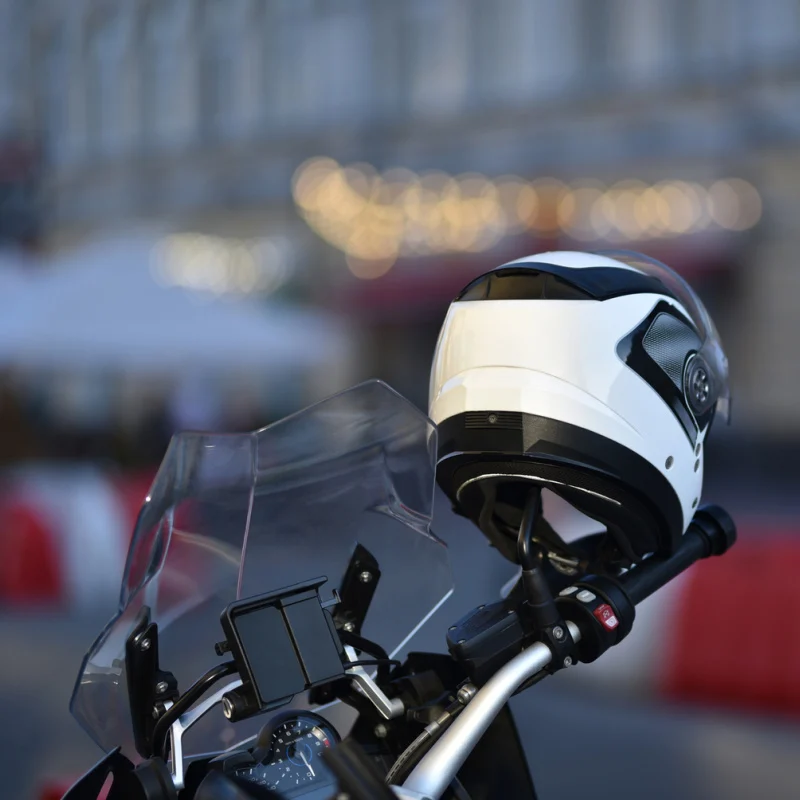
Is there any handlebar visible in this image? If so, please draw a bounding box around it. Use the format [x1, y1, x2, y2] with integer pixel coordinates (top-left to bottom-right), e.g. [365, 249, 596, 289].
[400, 504, 736, 800]
[399, 621, 581, 800]
[618, 504, 736, 605]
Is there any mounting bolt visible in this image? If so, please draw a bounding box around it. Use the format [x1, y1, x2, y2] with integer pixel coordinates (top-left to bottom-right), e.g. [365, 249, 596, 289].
[374, 723, 388, 738]
[343, 622, 356, 633]
[138, 637, 151, 652]
[457, 684, 477, 705]
[155, 681, 169, 694]
[214, 640, 231, 656]
[358, 570, 373, 583]
[222, 695, 234, 720]
[152, 702, 167, 720]
[553, 626, 565, 641]
[563, 656, 573, 667]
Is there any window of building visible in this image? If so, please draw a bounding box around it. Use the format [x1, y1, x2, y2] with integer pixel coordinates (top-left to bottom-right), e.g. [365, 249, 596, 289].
[86, 11, 129, 156]
[744, 1, 800, 66]
[38, 26, 69, 162]
[269, 0, 319, 129]
[404, 0, 467, 118]
[612, 0, 670, 85]
[468, 0, 580, 104]
[578, 0, 613, 83]
[201, 0, 245, 140]
[142, 0, 189, 147]
[314, 5, 371, 122]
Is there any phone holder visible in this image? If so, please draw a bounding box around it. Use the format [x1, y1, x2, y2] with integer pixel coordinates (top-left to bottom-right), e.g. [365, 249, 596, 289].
[218, 577, 345, 722]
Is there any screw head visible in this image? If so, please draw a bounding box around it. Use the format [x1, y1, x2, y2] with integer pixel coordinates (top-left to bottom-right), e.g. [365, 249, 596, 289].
[553, 626, 565, 641]
[691, 366, 710, 404]
[155, 680, 168, 694]
[457, 684, 477, 705]
[488, 413, 498, 424]
[358, 570, 373, 583]
[374, 723, 388, 738]
[563, 656, 573, 667]
[222, 696, 234, 720]
[343, 622, 356, 633]
[138, 637, 151, 652]
[685, 355, 714, 414]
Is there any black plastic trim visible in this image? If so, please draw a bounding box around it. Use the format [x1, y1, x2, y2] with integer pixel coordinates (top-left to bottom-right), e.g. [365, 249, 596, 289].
[436, 411, 684, 561]
[616, 300, 703, 446]
[454, 263, 680, 303]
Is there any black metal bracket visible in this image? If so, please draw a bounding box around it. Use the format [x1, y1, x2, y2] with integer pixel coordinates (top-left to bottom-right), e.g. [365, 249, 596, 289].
[125, 606, 180, 759]
[515, 489, 577, 673]
[448, 490, 580, 684]
[332, 542, 381, 636]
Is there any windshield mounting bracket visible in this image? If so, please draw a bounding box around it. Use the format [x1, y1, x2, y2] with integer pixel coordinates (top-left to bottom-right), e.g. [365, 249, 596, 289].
[332, 542, 382, 637]
[125, 606, 180, 759]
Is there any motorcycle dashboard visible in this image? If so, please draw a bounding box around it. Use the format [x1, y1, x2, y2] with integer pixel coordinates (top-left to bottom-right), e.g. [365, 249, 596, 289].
[220, 711, 340, 798]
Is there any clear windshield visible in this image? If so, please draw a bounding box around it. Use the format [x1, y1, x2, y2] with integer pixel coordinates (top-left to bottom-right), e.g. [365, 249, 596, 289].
[69, 380, 452, 759]
[596, 249, 731, 422]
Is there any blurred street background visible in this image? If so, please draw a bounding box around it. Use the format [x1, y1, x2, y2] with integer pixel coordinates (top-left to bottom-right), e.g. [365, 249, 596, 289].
[0, 0, 799, 798]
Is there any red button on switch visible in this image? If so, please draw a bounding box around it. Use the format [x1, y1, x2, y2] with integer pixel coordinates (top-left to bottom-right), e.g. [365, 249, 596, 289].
[593, 603, 619, 631]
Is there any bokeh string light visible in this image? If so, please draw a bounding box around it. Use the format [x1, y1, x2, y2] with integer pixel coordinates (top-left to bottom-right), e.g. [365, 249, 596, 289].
[151, 234, 294, 295]
[292, 157, 763, 279]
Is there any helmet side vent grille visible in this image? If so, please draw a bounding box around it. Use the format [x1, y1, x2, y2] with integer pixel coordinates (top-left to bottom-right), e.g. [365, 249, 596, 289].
[465, 411, 523, 431]
[642, 313, 702, 387]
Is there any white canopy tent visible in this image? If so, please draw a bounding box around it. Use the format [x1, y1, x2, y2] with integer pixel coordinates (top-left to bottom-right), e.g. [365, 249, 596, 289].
[0, 231, 349, 375]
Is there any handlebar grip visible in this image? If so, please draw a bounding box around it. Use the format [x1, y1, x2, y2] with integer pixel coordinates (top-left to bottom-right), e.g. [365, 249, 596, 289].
[619, 504, 736, 606]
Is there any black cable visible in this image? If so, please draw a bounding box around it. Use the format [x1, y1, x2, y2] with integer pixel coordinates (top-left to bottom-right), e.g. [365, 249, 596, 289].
[384, 699, 464, 786]
[512, 666, 550, 697]
[151, 660, 237, 760]
[339, 629, 395, 681]
[339, 629, 391, 660]
[346, 659, 401, 669]
[517, 487, 542, 570]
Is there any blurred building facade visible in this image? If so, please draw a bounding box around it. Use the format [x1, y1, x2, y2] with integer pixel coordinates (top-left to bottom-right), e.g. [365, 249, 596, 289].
[2, 0, 800, 434]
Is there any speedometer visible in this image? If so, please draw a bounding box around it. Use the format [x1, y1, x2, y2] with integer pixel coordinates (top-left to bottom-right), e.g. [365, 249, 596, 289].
[233, 711, 339, 797]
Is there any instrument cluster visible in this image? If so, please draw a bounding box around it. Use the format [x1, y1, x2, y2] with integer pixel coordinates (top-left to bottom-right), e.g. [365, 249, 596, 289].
[225, 711, 340, 798]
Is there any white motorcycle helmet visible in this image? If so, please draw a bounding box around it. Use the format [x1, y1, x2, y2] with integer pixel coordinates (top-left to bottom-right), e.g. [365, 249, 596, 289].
[430, 250, 730, 568]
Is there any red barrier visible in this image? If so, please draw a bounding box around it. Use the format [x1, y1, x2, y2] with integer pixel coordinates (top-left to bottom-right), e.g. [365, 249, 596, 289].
[660, 531, 800, 718]
[0, 500, 63, 605]
[38, 778, 111, 800]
